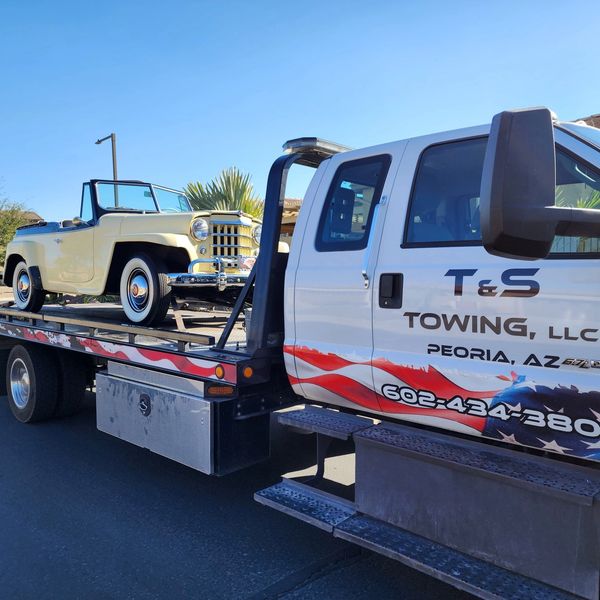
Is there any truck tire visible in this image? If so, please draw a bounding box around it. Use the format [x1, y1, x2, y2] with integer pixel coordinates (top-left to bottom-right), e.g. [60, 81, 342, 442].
[6, 344, 58, 423]
[119, 253, 171, 326]
[12, 261, 45, 312]
[54, 351, 88, 418]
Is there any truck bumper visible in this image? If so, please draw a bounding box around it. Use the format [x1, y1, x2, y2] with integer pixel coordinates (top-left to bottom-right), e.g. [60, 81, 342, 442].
[168, 257, 252, 292]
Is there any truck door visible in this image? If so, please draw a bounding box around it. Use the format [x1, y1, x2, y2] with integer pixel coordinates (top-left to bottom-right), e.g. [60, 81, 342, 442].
[371, 129, 600, 461]
[289, 144, 405, 412]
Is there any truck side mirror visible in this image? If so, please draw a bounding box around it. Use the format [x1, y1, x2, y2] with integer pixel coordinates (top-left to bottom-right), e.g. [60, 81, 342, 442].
[480, 107, 557, 259]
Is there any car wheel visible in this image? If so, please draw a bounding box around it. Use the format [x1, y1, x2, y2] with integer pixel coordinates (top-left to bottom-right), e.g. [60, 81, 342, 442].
[6, 344, 58, 423]
[119, 253, 171, 325]
[12, 261, 46, 312]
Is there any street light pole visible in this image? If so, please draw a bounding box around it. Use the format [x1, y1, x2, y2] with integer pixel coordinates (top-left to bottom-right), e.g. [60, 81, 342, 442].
[95, 133, 118, 205]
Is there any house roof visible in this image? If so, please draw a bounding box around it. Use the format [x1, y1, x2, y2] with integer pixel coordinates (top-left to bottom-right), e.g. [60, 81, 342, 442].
[0, 209, 42, 222]
[282, 198, 302, 224]
[23, 210, 43, 222]
[577, 114, 600, 128]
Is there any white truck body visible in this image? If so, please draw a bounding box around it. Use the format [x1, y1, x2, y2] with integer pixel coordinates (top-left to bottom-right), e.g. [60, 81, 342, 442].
[285, 124, 600, 462]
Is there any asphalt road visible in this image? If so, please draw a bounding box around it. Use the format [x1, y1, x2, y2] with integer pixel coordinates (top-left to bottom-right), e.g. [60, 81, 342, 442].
[0, 393, 469, 600]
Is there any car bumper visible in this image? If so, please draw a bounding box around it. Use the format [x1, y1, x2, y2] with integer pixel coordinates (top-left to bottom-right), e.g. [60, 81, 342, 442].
[167, 258, 252, 292]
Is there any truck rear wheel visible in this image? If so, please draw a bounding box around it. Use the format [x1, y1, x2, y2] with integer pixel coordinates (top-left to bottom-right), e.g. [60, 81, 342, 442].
[119, 253, 171, 326]
[6, 344, 58, 423]
[12, 261, 45, 312]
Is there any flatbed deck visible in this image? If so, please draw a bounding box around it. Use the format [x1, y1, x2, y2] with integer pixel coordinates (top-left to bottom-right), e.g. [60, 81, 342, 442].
[0, 302, 249, 383]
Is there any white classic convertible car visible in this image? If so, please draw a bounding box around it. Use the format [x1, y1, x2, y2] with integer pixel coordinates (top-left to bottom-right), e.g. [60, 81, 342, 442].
[3, 180, 261, 325]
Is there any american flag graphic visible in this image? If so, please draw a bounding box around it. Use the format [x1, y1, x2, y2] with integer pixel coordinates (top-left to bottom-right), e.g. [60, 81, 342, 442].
[285, 345, 600, 462]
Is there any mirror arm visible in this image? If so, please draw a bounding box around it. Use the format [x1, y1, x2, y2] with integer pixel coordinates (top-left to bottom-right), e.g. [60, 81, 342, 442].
[551, 206, 600, 237]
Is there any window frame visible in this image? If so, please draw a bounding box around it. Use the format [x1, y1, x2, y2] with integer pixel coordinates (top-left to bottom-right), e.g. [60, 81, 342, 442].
[92, 180, 160, 216]
[315, 153, 392, 252]
[80, 183, 96, 223]
[401, 136, 600, 259]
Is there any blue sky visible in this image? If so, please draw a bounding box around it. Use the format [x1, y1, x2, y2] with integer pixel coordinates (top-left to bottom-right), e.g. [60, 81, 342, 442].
[0, 0, 597, 220]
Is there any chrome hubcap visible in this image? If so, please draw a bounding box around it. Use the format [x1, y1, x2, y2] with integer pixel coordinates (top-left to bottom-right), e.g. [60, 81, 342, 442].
[127, 270, 149, 312]
[16, 270, 30, 303]
[10, 358, 30, 409]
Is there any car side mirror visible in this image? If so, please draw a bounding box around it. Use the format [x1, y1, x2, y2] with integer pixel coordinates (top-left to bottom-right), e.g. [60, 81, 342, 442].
[480, 107, 600, 260]
[73, 216, 84, 226]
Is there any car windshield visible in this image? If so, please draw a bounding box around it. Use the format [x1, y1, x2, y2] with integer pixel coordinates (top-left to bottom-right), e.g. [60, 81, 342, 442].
[558, 122, 600, 151]
[153, 186, 192, 212]
[96, 183, 158, 212]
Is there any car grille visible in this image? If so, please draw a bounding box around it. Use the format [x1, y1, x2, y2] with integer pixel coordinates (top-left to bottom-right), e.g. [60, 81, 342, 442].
[211, 223, 253, 266]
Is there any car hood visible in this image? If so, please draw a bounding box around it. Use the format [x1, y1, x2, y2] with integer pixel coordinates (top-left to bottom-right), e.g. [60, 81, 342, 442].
[102, 211, 261, 236]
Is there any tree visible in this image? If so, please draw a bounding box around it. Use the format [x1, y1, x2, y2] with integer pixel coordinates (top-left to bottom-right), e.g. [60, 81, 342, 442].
[185, 167, 264, 219]
[0, 196, 31, 268]
[555, 188, 600, 252]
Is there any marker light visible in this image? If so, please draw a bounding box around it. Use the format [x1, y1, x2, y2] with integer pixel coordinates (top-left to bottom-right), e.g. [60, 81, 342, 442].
[206, 384, 235, 397]
[215, 364, 225, 379]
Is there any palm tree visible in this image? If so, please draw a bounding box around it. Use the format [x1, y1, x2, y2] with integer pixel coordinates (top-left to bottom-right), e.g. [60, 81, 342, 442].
[555, 188, 600, 252]
[185, 167, 264, 219]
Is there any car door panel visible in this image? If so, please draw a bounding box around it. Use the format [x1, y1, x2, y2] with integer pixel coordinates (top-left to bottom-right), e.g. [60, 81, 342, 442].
[43, 226, 95, 285]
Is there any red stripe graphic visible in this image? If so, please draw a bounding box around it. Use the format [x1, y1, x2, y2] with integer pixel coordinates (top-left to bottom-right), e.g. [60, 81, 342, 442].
[79, 338, 237, 383]
[8, 324, 237, 383]
[288, 372, 380, 411]
[285, 345, 501, 431]
[372, 358, 500, 401]
[286, 345, 363, 371]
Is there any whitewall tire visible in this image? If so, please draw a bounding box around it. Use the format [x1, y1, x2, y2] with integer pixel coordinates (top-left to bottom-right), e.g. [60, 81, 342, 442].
[119, 254, 171, 325]
[12, 261, 45, 312]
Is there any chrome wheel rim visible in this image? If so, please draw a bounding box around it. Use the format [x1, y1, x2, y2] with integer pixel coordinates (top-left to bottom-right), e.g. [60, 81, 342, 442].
[127, 269, 150, 312]
[10, 358, 30, 409]
[16, 270, 30, 304]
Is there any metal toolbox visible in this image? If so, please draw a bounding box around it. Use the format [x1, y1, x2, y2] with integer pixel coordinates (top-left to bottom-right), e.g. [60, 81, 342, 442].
[96, 362, 213, 474]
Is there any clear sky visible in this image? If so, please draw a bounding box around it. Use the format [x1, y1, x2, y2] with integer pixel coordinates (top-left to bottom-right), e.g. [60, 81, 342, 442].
[0, 0, 598, 220]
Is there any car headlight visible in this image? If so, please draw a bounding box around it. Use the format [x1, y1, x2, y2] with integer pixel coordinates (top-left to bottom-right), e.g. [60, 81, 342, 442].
[191, 218, 209, 241]
[252, 225, 262, 244]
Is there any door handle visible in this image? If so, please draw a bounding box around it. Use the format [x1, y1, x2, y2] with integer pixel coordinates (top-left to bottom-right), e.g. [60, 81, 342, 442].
[379, 273, 403, 308]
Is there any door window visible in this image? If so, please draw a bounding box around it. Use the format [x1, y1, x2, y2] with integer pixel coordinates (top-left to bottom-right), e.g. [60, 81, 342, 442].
[404, 138, 600, 255]
[404, 138, 487, 246]
[316, 155, 391, 251]
[552, 151, 600, 254]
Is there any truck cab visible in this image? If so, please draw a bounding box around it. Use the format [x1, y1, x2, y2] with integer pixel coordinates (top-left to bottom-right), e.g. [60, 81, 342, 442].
[284, 118, 600, 463]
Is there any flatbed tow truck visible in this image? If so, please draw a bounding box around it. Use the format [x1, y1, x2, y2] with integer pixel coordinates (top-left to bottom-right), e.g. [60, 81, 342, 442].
[1, 108, 600, 599]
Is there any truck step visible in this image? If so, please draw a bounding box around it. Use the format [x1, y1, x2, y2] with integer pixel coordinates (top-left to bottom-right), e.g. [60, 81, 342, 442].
[335, 514, 579, 600]
[255, 479, 579, 600]
[355, 424, 600, 504]
[277, 405, 374, 440]
[254, 479, 356, 532]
